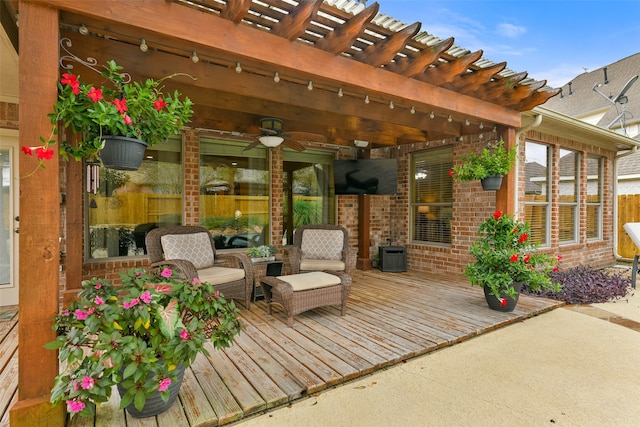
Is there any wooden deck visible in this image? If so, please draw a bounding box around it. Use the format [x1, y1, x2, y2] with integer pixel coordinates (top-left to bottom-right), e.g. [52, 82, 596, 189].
[0, 270, 563, 427]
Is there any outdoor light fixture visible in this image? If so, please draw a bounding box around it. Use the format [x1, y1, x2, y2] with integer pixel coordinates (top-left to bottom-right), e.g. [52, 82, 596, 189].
[364, 95, 370, 104]
[79, 24, 89, 35]
[307, 81, 313, 91]
[429, 111, 435, 119]
[410, 106, 416, 114]
[235, 62, 242, 73]
[447, 115, 453, 122]
[338, 88, 344, 97]
[259, 117, 284, 147]
[139, 39, 148, 52]
[258, 136, 284, 147]
[354, 140, 369, 148]
[191, 51, 199, 63]
[389, 101, 394, 109]
[273, 72, 280, 83]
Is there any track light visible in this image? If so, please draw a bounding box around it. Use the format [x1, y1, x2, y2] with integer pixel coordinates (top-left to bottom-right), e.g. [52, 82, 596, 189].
[389, 101, 394, 109]
[79, 24, 89, 36]
[273, 72, 280, 83]
[364, 95, 370, 104]
[235, 62, 242, 73]
[429, 111, 435, 119]
[191, 51, 199, 63]
[410, 106, 416, 114]
[307, 81, 313, 91]
[338, 88, 343, 97]
[447, 115, 453, 122]
[139, 39, 148, 52]
[479, 122, 484, 129]
[465, 119, 470, 126]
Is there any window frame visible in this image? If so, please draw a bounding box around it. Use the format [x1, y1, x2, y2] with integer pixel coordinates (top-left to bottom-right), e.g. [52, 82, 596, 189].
[524, 141, 552, 248]
[586, 154, 603, 241]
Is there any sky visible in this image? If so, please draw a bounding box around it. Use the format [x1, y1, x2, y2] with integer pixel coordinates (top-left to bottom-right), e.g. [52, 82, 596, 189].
[375, 0, 640, 88]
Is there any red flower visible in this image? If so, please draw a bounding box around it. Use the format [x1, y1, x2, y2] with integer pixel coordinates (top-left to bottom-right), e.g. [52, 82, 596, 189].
[499, 298, 507, 307]
[510, 254, 519, 262]
[553, 266, 559, 272]
[493, 210, 502, 220]
[153, 98, 167, 111]
[448, 169, 454, 177]
[22, 146, 33, 155]
[557, 255, 563, 262]
[35, 147, 54, 160]
[112, 98, 128, 114]
[61, 73, 81, 94]
[518, 233, 528, 244]
[523, 253, 531, 263]
[87, 87, 103, 103]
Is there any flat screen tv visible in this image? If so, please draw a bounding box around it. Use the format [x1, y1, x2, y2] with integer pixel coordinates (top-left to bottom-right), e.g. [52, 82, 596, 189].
[333, 159, 398, 195]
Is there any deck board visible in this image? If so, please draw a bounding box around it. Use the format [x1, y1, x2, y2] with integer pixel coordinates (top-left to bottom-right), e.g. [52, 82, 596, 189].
[0, 271, 563, 426]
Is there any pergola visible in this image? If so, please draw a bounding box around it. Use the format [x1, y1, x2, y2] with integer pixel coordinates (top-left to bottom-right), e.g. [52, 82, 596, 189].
[5, 0, 558, 424]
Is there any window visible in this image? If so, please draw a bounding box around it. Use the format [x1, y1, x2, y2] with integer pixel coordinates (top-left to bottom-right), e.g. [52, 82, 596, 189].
[283, 149, 335, 244]
[586, 155, 603, 240]
[199, 138, 269, 250]
[87, 139, 183, 259]
[525, 141, 550, 246]
[411, 147, 452, 245]
[559, 149, 579, 244]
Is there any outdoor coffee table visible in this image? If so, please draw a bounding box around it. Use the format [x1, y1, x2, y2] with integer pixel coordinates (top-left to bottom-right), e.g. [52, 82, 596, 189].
[260, 271, 352, 327]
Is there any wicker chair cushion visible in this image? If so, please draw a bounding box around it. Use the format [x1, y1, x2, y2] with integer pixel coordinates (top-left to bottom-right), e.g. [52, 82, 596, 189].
[197, 266, 245, 286]
[160, 232, 214, 269]
[299, 259, 346, 272]
[276, 271, 341, 292]
[300, 229, 344, 260]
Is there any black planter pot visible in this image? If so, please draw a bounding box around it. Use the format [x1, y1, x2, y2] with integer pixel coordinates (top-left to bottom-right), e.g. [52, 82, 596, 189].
[117, 364, 185, 418]
[483, 282, 523, 312]
[99, 135, 148, 171]
[480, 175, 503, 191]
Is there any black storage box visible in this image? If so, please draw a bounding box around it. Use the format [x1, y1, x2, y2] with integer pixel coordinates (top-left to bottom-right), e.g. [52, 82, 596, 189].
[378, 246, 407, 272]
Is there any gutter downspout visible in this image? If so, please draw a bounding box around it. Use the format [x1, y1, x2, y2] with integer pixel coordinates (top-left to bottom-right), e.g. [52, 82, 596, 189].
[515, 114, 543, 214]
[614, 145, 639, 261]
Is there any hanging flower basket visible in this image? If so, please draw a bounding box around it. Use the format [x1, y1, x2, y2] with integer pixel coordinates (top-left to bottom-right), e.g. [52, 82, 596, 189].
[99, 135, 148, 170]
[480, 175, 503, 191]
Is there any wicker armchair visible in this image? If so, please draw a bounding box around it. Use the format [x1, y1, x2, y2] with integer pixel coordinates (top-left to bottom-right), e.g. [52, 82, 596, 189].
[146, 226, 254, 308]
[286, 224, 356, 274]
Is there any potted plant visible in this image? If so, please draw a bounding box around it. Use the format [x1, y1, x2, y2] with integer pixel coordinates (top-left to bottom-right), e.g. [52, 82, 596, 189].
[247, 245, 277, 263]
[450, 138, 517, 190]
[463, 210, 562, 311]
[45, 266, 242, 419]
[24, 60, 194, 172]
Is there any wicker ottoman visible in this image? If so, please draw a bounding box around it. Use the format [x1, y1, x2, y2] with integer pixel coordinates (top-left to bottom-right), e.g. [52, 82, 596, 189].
[260, 271, 352, 327]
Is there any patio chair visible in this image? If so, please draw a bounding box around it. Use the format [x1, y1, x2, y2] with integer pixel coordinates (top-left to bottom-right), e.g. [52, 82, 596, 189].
[623, 222, 640, 289]
[286, 224, 356, 274]
[146, 226, 254, 308]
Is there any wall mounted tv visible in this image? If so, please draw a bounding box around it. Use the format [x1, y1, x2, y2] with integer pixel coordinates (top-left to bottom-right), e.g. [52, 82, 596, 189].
[333, 159, 398, 195]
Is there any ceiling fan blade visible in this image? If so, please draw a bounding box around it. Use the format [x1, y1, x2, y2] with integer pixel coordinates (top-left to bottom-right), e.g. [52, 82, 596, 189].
[243, 140, 262, 151]
[283, 139, 306, 151]
[282, 132, 326, 143]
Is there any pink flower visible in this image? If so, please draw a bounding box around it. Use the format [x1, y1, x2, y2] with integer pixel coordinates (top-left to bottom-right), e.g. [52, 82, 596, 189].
[62, 309, 69, 316]
[72, 380, 79, 391]
[493, 210, 502, 220]
[87, 87, 103, 102]
[158, 378, 172, 392]
[180, 329, 190, 340]
[214, 291, 220, 299]
[94, 296, 104, 305]
[123, 114, 133, 125]
[74, 309, 88, 320]
[66, 399, 85, 413]
[123, 298, 139, 309]
[81, 376, 95, 390]
[192, 278, 201, 285]
[161, 268, 172, 278]
[140, 291, 152, 304]
[95, 282, 102, 289]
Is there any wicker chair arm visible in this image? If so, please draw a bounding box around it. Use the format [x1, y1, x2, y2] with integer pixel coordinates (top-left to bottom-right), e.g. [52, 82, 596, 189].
[216, 252, 254, 285]
[342, 248, 357, 274]
[286, 246, 302, 274]
[149, 259, 198, 283]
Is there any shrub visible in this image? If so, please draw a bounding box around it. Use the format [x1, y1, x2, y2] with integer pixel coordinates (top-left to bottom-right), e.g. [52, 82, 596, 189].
[522, 264, 631, 304]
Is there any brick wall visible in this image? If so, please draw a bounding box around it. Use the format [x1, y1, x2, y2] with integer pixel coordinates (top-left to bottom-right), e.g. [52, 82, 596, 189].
[0, 101, 19, 129]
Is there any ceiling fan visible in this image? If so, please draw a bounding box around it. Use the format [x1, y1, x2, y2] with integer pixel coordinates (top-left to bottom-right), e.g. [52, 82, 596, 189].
[243, 117, 326, 151]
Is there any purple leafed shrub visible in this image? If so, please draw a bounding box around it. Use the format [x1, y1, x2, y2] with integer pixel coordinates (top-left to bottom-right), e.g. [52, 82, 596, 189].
[522, 265, 631, 304]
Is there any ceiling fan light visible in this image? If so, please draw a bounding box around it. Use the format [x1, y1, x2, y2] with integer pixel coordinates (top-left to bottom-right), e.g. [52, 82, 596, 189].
[259, 135, 284, 147]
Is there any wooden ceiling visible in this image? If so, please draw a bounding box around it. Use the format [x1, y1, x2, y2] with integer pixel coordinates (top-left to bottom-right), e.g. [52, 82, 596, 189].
[6, 0, 561, 149]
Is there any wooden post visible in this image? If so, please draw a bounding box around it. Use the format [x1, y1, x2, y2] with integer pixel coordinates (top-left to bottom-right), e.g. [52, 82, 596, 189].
[10, 2, 66, 425]
[356, 194, 371, 270]
[495, 126, 517, 215]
